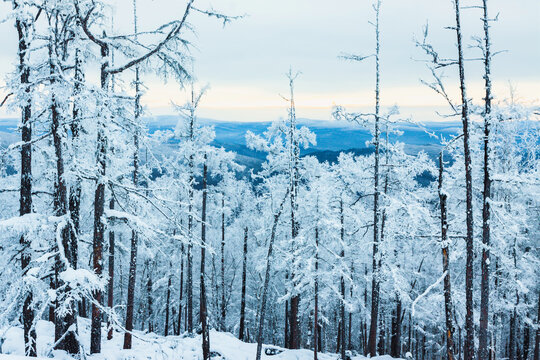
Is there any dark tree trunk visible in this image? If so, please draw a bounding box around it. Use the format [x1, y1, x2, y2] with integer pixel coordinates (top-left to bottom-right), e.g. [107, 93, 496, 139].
[510, 310, 517, 360]
[255, 191, 289, 360]
[524, 322, 530, 360]
[123, 228, 138, 349]
[90, 35, 110, 355]
[439, 155, 455, 360]
[534, 293, 539, 360]
[70, 38, 83, 324]
[123, 43, 142, 349]
[339, 198, 346, 360]
[391, 296, 402, 358]
[314, 225, 319, 360]
[69, 47, 83, 280]
[165, 270, 172, 336]
[177, 242, 184, 335]
[368, 2, 382, 357]
[200, 156, 210, 360]
[479, 2, 493, 360]
[107, 198, 115, 340]
[48, 38, 79, 354]
[378, 317, 385, 355]
[14, 1, 35, 355]
[285, 296, 289, 348]
[147, 261, 154, 333]
[239, 227, 248, 341]
[288, 71, 301, 350]
[337, 320, 342, 354]
[187, 174, 194, 333]
[221, 196, 226, 331]
[453, 1, 475, 358]
[186, 92, 196, 334]
[348, 284, 353, 351]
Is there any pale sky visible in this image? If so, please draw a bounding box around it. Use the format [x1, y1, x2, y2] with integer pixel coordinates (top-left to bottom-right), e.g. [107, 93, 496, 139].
[0, 0, 539, 122]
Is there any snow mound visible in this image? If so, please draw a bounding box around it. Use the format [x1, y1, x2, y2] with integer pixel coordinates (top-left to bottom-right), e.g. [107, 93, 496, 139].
[0, 319, 403, 360]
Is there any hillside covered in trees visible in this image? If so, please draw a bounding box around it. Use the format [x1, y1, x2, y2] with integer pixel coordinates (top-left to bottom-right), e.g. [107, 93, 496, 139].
[0, 0, 538, 360]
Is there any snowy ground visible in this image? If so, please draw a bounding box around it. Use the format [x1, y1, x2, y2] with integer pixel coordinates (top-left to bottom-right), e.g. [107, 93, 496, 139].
[0, 319, 401, 360]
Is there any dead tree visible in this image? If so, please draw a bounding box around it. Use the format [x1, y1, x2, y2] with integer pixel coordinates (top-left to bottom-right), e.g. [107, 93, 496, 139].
[452, 2, 475, 358]
[368, 2, 382, 356]
[164, 264, 172, 336]
[286, 69, 302, 349]
[314, 222, 320, 360]
[177, 242, 184, 335]
[221, 195, 226, 331]
[416, 1, 474, 358]
[123, 0, 143, 349]
[107, 198, 115, 340]
[255, 191, 289, 360]
[239, 226, 248, 341]
[534, 293, 539, 360]
[200, 155, 210, 360]
[334, 1, 384, 355]
[13, 0, 36, 355]
[439, 154, 455, 360]
[339, 197, 346, 360]
[479, 0, 494, 358]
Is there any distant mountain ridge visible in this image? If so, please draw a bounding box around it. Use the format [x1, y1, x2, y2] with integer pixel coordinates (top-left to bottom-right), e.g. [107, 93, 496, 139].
[0, 116, 460, 171]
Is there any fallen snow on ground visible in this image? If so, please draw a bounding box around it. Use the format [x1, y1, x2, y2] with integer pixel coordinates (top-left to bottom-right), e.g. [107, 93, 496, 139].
[0, 318, 403, 360]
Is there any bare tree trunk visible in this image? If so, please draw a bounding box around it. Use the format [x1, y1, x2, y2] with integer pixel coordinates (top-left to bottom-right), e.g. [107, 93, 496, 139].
[314, 224, 319, 360]
[510, 310, 517, 360]
[534, 293, 539, 360]
[165, 267, 172, 336]
[221, 195, 226, 331]
[187, 185, 194, 333]
[123, 226, 138, 348]
[339, 198, 346, 360]
[177, 242, 184, 335]
[348, 267, 353, 352]
[107, 198, 115, 340]
[524, 321, 530, 360]
[288, 70, 301, 349]
[186, 87, 196, 333]
[200, 156, 210, 360]
[123, 0, 142, 347]
[439, 154, 455, 360]
[14, 1, 35, 355]
[147, 260, 154, 333]
[122, 73, 141, 348]
[479, 1, 493, 359]
[452, 2, 475, 358]
[368, 2, 382, 357]
[255, 191, 289, 360]
[391, 296, 402, 358]
[378, 317, 385, 355]
[285, 295, 289, 348]
[239, 227, 248, 341]
[70, 34, 83, 321]
[46, 32, 80, 353]
[90, 33, 110, 354]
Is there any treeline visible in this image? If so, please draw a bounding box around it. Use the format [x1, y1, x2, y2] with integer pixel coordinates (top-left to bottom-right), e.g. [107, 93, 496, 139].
[0, 1, 539, 360]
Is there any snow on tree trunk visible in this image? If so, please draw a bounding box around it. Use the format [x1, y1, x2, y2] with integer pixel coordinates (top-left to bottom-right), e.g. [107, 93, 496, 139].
[452, 1, 475, 359]
[368, 1, 382, 357]
[14, 0, 35, 355]
[479, 1, 493, 358]
[107, 198, 115, 341]
[239, 226, 248, 341]
[255, 191, 289, 360]
[200, 155, 210, 360]
[439, 154, 455, 360]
